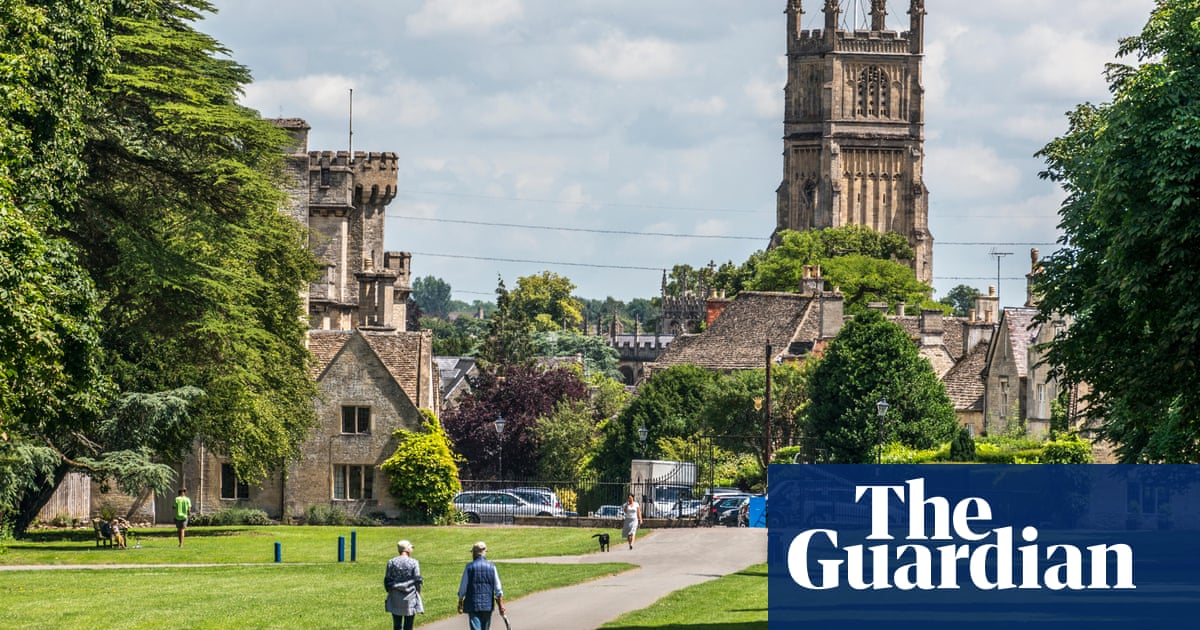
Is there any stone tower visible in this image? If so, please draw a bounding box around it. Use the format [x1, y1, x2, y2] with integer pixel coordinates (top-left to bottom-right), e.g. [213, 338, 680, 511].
[774, 0, 932, 284]
[271, 118, 412, 331]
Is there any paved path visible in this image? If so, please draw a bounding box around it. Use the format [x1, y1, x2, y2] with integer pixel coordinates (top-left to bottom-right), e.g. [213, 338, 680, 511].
[419, 527, 767, 630]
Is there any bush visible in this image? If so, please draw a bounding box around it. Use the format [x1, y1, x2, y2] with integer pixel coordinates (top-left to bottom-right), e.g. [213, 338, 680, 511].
[1041, 432, 1093, 464]
[190, 507, 273, 526]
[305, 504, 350, 526]
[882, 442, 943, 463]
[381, 411, 461, 523]
[949, 426, 976, 462]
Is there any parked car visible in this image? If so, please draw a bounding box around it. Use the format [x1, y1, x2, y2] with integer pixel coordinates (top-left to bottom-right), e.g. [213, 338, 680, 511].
[672, 499, 702, 519]
[699, 494, 752, 526]
[506, 487, 563, 511]
[696, 488, 746, 524]
[452, 491, 563, 522]
[593, 505, 621, 519]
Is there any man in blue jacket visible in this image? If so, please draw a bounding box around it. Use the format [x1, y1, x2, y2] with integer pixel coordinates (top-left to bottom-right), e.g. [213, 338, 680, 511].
[457, 541, 506, 630]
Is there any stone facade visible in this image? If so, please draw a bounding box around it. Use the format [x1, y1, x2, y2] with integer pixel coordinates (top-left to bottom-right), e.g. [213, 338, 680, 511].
[774, 0, 933, 284]
[160, 120, 438, 523]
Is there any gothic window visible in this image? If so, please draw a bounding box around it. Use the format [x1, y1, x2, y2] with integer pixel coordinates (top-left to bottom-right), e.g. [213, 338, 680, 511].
[856, 67, 889, 118]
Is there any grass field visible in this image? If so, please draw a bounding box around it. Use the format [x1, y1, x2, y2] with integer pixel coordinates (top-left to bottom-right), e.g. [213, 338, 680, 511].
[0, 525, 633, 629]
[601, 564, 768, 630]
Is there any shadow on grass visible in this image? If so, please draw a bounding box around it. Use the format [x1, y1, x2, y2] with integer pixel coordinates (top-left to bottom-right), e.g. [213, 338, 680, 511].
[17, 526, 271, 547]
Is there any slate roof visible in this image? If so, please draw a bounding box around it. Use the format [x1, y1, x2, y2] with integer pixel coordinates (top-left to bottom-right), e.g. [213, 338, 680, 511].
[435, 356, 477, 403]
[650, 292, 824, 370]
[1002, 308, 1040, 378]
[942, 340, 989, 411]
[308, 329, 434, 407]
[892, 315, 967, 360]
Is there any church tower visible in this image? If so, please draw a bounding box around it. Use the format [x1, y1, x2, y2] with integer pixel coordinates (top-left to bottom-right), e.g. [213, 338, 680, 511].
[774, 0, 932, 284]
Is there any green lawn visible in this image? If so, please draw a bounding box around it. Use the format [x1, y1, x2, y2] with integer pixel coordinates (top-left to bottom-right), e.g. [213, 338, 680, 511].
[601, 564, 768, 630]
[0, 525, 632, 629]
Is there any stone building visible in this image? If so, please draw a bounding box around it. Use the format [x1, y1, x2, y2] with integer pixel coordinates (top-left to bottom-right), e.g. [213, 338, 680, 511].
[160, 120, 438, 523]
[774, 0, 933, 284]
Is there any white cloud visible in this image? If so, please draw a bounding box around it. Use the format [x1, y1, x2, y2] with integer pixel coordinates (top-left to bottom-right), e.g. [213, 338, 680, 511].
[573, 32, 682, 81]
[744, 78, 781, 119]
[242, 75, 441, 128]
[1014, 24, 1115, 98]
[406, 0, 523, 36]
[926, 144, 1021, 201]
[674, 96, 727, 116]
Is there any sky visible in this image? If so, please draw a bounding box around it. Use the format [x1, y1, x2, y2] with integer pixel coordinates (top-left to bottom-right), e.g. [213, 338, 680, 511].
[201, 0, 1157, 308]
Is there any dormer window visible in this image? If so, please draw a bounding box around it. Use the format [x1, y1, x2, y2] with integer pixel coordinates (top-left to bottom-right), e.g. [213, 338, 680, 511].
[341, 406, 370, 434]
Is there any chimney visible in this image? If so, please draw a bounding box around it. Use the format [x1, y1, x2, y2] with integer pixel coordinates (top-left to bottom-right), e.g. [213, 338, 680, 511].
[800, 265, 824, 296]
[867, 301, 889, 314]
[819, 290, 844, 340]
[1025, 247, 1042, 308]
[975, 286, 999, 325]
[705, 294, 733, 327]
[920, 310, 944, 347]
[897, 303, 907, 317]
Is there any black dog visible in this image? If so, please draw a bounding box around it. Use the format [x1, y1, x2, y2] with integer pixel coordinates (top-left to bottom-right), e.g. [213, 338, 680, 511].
[592, 533, 610, 552]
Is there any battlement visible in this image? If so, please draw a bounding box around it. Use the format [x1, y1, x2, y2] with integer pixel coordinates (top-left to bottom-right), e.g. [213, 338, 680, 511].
[794, 29, 913, 54]
[307, 151, 398, 206]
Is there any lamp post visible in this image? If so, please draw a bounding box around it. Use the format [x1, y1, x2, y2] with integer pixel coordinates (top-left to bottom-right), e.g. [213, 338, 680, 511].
[637, 424, 649, 456]
[876, 398, 889, 465]
[493, 415, 506, 484]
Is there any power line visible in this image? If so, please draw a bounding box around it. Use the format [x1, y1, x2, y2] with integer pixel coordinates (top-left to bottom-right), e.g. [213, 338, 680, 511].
[411, 251, 664, 272]
[396, 214, 1058, 247]
[393, 215, 763, 241]
[397, 189, 764, 214]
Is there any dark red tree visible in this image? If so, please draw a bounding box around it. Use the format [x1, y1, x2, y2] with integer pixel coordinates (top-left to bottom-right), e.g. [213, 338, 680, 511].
[442, 365, 588, 479]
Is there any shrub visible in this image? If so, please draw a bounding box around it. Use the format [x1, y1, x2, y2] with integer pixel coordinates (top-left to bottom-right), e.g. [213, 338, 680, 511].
[1041, 432, 1093, 464]
[191, 507, 273, 526]
[381, 411, 461, 523]
[949, 426, 976, 462]
[882, 442, 942, 463]
[305, 504, 351, 526]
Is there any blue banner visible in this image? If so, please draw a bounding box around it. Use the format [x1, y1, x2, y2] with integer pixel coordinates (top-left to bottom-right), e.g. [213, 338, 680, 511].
[768, 465, 1200, 628]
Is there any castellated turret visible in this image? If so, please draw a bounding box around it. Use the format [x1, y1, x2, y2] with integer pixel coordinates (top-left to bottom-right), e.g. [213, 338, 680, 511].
[271, 119, 410, 332]
[775, 1, 932, 285]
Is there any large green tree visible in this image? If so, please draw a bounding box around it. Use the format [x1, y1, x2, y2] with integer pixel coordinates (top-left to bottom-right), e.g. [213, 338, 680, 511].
[1034, 0, 1200, 463]
[806, 310, 957, 463]
[412, 275, 453, 319]
[939, 284, 982, 317]
[511, 271, 583, 331]
[4, 0, 320, 534]
[0, 0, 113, 533]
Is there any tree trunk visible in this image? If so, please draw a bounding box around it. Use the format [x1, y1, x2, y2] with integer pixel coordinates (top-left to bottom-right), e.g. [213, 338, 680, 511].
[12, 462, 71, 536]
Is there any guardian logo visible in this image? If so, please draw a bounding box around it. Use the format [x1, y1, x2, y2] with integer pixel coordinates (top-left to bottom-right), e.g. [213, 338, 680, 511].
[767, 465, 1200, 629]
[787, 478, 1134, 591]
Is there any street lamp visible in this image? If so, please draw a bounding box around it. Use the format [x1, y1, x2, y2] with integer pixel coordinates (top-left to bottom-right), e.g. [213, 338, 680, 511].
[637, 424, 649, 456]
[493, 415, 506, 483]
[876, 398, 889, 465]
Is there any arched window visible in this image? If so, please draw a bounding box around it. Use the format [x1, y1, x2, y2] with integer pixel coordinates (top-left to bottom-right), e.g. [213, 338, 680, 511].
[856, 67, 889, 118]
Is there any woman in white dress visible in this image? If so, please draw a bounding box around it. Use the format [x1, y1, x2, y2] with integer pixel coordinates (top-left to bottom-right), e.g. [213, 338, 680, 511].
[622, 493, 643, 550]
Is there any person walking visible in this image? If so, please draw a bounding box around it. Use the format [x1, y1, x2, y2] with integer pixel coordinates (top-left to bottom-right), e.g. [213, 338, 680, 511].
[385, 540, 424, 630]
[456, 541, 505, 630]
[622, 493, 643, 550]
[173, 488, 191, 547]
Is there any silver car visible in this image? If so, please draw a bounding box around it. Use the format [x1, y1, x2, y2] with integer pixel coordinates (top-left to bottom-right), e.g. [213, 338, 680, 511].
[452, 491, 563, 522]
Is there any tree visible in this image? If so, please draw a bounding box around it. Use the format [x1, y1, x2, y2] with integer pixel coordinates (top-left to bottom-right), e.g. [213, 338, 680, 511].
[0, 0, 117, 534]
[531, 331, 621, 380]
[806, 310, 958, 463]
[510, 271, 583, 331]
[4, 0, 321, 534]
[747, 228, 932, 313]
[939, 284, 982, 317]
[589, 365, 717, 480]
[532, 400, 597, 480]
[380, 411, 462, 521]
[412, 276, 453, 319]
[479, 277, 534, 367]
[1034, 0, 1200, 462]
[441, 365, 589, 479]
[699, 363, 811, 472]
[422, 316, 486, 357]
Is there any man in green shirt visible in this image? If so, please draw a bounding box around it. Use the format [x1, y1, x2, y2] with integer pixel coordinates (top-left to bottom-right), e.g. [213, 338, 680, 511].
[173, 488, 192, 547]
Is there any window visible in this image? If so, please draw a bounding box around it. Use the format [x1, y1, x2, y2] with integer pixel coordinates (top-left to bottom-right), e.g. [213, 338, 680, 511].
[856, 67, 889, 118]
[341, 406, 370, 434]
[320, 166, 331, 187]
[1037, 383, 1046, 404]
[221, 463, 249, 500]
[333, 464, 374, 500]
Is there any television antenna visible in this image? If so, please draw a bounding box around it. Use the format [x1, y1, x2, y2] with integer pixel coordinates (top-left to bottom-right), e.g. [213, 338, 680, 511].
[989, 248, 1012, 306]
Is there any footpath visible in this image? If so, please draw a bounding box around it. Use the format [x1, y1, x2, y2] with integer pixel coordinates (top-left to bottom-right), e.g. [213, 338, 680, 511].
[419, 527, 767, 630]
